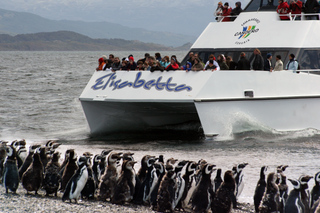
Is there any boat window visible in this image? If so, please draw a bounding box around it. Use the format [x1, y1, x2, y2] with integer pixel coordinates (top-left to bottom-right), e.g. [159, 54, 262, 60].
[244, 0, 278, 12]
[300, 50, 320, 69]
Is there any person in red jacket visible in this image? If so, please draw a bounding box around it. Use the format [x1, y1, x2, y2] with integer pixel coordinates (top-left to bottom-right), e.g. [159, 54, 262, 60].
[165, 58, 179, 71]
[290, 0, 303, 20]
[222, 2, 232, 22]
[277, 0, 290, 20]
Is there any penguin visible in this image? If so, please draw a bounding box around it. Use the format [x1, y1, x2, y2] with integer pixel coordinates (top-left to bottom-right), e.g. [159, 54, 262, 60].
[98, 152, 122, 201]
[156, 170, 176, 213]
[3, 145, 19, 193]
[137, 156, 156, 204]
[150, 161, 166, 209]
[172, 160, 189, 210]
[122, 152, 134, 161]
[60, 149, 78, 192]
[21, 148, 44, 194]
[232, 162, 248, 199]
[112, 160, 137, 204]
[81, 153, 96, 200]
[59, 149, 72, 175]
[253, 166, 268, 213]
[137, 155, 152, 182]
[0, 141, 8, 183]
[278, 168, 289, 213]
[191, 163, 216, 213]
[311, 172, 320, 210]
[19, 144, 41, 179]
[212, 170, 236, 213]
[258, 172, 280, 213]
[299, 174, 313, 213]
[43, 151, 61, 196]
[99, 149, 113, 175]
[62, 156, 89, 203]
[214, 168, 223, 193]
[39, 146, 50, 172]
[16, 139, 27, 168]
[10, 140, 24, 169]
[92, 154, 102, 188]
[284, 178, 304, 213]
[178, 161, 197, 210]
[158, 155, 164, 164]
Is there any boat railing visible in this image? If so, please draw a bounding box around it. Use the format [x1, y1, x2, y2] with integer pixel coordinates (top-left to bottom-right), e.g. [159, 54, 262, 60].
[217, 13, 320, 22]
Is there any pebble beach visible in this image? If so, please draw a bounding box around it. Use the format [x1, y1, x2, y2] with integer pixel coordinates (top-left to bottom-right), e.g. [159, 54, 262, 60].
[0, 186, 254, 213]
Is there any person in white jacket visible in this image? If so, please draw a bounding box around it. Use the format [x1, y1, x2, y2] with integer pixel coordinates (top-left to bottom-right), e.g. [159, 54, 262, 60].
[214, 2, 223, 22]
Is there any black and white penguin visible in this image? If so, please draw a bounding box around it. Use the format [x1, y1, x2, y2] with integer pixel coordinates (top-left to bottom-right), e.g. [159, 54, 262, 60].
[311, 171, 320, 210]
[212, 170, 236, 213]
[98, 152, 122, 201]
[112, 160, 137, 204]
[62, 156, 89, 203]
[43, 151, 61, 196]
[0, 141, 8, 183]
[60, 149, 78, 192]
[284, 178, 304, 213]
[138, 156, 156, 204]
[232, 162, 248, 199]
[10, 140, 24, 169]
[92, 154, 102, 188]
[172, 160, 189, 210]
[277, 167, 289, 213]
[81, 153, 96, 200]
[156, 170, 176, 213]
[19, 144, 41, 179]
[16, 139, 27, 168]
[179, 161, 197, 210]
[191, 163, 216, 213]
[150, 161, 166, 209]
[253, 166, 268, 213]
[21, 148, 44, 194]
[3, 145, 20, 193]
[99, 149, 113, 175]
[258, 172, 280, 213]
[299, 174, 313, 213]
[214, 168, 223, 193]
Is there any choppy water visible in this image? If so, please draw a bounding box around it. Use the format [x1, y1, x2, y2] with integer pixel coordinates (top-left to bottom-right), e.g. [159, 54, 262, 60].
[1, 51, 320, 205]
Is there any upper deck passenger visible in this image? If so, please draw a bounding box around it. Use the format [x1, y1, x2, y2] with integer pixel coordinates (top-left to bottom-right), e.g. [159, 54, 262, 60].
[96, 57, 105, 71]
[214, 2, 224, 21]
[230, 2, 243, 21]
[277, 0, 290, 20]
[304, 0, 320, 20]
[222, 2, 232, 22]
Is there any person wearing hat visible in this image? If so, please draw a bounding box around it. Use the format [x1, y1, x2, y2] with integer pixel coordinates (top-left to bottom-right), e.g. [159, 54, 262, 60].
[126, 56, 137, 70]
[96, 57, 106, 71]
[230, 2, 242, 21]
[264, 53, 273, 72]
[214, 2, 224, 22]
[222, 2, 232, 22]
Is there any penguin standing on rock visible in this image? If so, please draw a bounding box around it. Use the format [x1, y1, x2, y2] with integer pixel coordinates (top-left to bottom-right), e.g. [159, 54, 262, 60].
[92, 154, 102, 188]
[299, 174, 313, 213]
[258, 172, 280, 213]
[60, 149, 78, 192]
[150, 162, 166, 209]
[191, 163, 216, 213]
[112, 160, 137, 204]
[277, 167, 288, 213]
[311, 172, 320, 210]
[62, 156, 89, 203]
[3, 145, 20, 193]
[284, 178, 304, 213]
[43, 151, 61, 196]
[214, 168, 223, 193]
[81, 152, 96, 200]
[0, 141, 8, 183]
[21, 148, 44, 194]
[137, 155, 152, 183]
[157, 170, 176, 213]
[99, 149, 113, 175]
[179, 161, 197, 210]
[253, 166, 268, 213]
[19, 144, 41, 179]
[212, 170, 236, 213]
[232, 162, 248, 199]
[98, 152, 122, 201]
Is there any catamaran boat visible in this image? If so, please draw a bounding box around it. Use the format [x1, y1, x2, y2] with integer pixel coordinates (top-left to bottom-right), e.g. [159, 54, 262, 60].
[79, 0, 320, 139]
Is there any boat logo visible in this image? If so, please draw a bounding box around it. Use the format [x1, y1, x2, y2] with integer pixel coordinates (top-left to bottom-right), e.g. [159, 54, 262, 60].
[91, 72, 193, 92]
[234, 18, 260, 45]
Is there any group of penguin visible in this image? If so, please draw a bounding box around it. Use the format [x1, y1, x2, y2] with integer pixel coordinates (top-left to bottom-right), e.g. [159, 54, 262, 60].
[1, 140, 320, 213]
[253, 165, 320, 213]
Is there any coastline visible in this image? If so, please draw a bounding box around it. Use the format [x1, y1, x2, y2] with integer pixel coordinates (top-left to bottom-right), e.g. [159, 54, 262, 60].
[0, 186, 255, 213]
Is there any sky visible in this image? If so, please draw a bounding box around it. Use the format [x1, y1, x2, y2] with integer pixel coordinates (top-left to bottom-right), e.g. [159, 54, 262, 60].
[0, 0, 250, 37]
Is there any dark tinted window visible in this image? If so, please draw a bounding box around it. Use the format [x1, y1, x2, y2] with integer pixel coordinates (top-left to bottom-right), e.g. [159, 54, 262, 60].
[300, 50, 320, 69]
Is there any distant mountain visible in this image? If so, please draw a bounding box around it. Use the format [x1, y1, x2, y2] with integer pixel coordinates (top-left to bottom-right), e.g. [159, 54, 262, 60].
[0, 31, 192, 51]
[0, 8, 196, 47]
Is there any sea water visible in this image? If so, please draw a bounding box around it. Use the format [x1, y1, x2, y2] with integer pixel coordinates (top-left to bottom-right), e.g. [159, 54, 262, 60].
[1, 51, 320, 204]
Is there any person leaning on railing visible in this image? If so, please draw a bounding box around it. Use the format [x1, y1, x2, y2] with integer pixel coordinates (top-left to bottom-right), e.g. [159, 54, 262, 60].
[303, 0, 320, 20]
[289, 0, 303, 20]
[222, 2, 232, 22]
[277, 0, 290, 20]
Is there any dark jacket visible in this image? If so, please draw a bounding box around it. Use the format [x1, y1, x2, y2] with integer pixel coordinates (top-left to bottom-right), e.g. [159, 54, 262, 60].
[111, 62, 121, 71]
[264, 59, 272, 71]
[304, 0, 320, 13]
[252, 54, 264, 70]
[127, 62, 137, 70]
[237, 56, 250, 70]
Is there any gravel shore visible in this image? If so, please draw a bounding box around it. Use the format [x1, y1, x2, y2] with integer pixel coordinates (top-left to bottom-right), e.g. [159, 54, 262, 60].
[0, 185, 255, 213]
